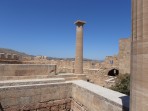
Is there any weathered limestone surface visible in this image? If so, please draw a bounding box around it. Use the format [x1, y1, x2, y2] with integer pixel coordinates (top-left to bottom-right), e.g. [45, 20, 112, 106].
[71, 98, 88, 111]
[0, 80, 129, 111]
[0, 53, 5, 59]
[0, 78, 65, 86]
[0, 75, 50, 81]
[0, 53, 20, 60]
[118, 38, 131, 74]
[74, 20, 86, 74]
[71, 80, 129, 111]
[102, 56, 119, 69]
[130, 0, 148, 110]
[22, 56, 119, 86]
[0, 82, 72, 111]
[0, 64, 56, 76]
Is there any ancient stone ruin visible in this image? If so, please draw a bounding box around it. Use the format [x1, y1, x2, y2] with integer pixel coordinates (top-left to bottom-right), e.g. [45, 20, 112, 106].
[130, 0, 148, 110]
[0, 0, 148, 110]
[0, 21, 129, 110]
[0, 25, 129, 111]
[74, 20, 86, 74]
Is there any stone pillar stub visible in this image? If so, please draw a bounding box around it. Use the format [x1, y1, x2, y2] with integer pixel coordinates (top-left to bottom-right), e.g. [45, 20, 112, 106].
[74, 20, 86, 74]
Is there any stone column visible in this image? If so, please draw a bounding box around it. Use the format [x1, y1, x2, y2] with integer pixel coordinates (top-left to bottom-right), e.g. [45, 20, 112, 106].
[74, 20, 86, 74]
[130, 0, 148, 110]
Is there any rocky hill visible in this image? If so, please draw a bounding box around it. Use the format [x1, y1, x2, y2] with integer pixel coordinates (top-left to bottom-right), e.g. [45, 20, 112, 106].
[0, 48, 102, 62]
[0, 48, 33, 57]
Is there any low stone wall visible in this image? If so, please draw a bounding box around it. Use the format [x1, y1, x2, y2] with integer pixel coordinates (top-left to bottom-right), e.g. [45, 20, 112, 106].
[57, 68, 105, 74]
[0, 82, 72, 111]
[71, 80, 129, 111]
[0, 64, 56, 76]
[0, 80, 129, 111]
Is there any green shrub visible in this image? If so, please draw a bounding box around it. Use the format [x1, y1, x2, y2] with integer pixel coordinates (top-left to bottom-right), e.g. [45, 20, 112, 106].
[110, 74, 130, 95]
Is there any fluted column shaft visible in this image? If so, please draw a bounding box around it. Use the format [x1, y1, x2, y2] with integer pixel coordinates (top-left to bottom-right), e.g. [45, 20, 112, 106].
[130, 0, 148, 110]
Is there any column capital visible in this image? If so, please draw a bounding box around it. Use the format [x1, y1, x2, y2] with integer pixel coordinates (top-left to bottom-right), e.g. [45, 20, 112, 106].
[74, 20, 86, 26]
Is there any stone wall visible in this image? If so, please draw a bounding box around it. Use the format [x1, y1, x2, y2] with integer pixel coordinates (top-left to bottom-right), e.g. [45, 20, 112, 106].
[0, 53, 20, 60]
[0, 38, 131, 75]
[24, 58, 119, 75]
[0, 53, 22, 64]
[0, 82, 72, 111]
[20, 57, 120, 87]
[118, 38, 131, 74]
[71, 80, 129, 111]
[24, 38, 131, 75]
[102, 56, 119, 69]
[0, 64, 56, 76]
[0, 80, 129, 111]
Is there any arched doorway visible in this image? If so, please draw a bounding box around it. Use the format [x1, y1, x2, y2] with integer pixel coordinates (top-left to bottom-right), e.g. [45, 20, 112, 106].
[108, 69, 119, 76]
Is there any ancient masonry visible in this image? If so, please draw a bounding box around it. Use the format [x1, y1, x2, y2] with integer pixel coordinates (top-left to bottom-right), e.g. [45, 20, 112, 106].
[118, 38, 131, 74]
[0, 53, 20, 60]
[0, 42, 129, 75]
[130, 0, 148, 110]
[74, 20, 86, 74]
[1, 0, 148, 109]
[20, 37, 130, 75]
[0, 19, 130, 111]
[0, 80, 129, 111]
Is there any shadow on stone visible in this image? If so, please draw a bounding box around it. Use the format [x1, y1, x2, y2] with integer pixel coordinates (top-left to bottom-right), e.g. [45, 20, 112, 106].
[119, 96, 129, 111]
[0, 102, 4, 111]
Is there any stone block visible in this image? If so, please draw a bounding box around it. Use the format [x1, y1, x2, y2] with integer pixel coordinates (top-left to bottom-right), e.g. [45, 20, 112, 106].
[5, 89, 22, 98]
[51, 106, 59, 111]
[40, 94, 52, 102]
[0, 90, 6, 99]
[0, 64, 56, 76]
[1, 98, 19, 108]
[36, 108, 49, 111]
[35, 102, 47, 109]
[46, 101, 54, 108]
[4, 105, 19, 111]
[66, 102, 71, 109]
[59, 104, 66, 110]
[21, 103, 36, 111]
[32, 95, 41, 103]
[19, 96, 33, 106]
[53, 99, 66, 105]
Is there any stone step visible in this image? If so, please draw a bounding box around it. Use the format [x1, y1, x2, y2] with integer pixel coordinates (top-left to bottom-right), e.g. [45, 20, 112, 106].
[48, 73, 87, 81]
[64, 77, 78, 81]
[56, 73, 86, 78]
[0, 73, 87, 83]
[0, 75, 50, 81]
[0, 78, 65, 87]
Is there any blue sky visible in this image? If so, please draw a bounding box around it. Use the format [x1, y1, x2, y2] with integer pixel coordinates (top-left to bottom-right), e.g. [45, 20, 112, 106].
[0, 0, 131, 60]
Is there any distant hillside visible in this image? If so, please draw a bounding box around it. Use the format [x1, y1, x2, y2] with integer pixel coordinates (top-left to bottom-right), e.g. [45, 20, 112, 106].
[0, 48, 103, 62]
[47, 57, 101, 62]
[0, 48, 33, 57]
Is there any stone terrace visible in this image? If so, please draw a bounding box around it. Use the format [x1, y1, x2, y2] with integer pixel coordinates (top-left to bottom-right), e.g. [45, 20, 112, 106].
[0, 80, 129, 111]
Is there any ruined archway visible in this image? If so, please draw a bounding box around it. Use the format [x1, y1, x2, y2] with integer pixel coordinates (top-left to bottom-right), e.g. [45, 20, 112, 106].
[108, 68, 119, 76]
